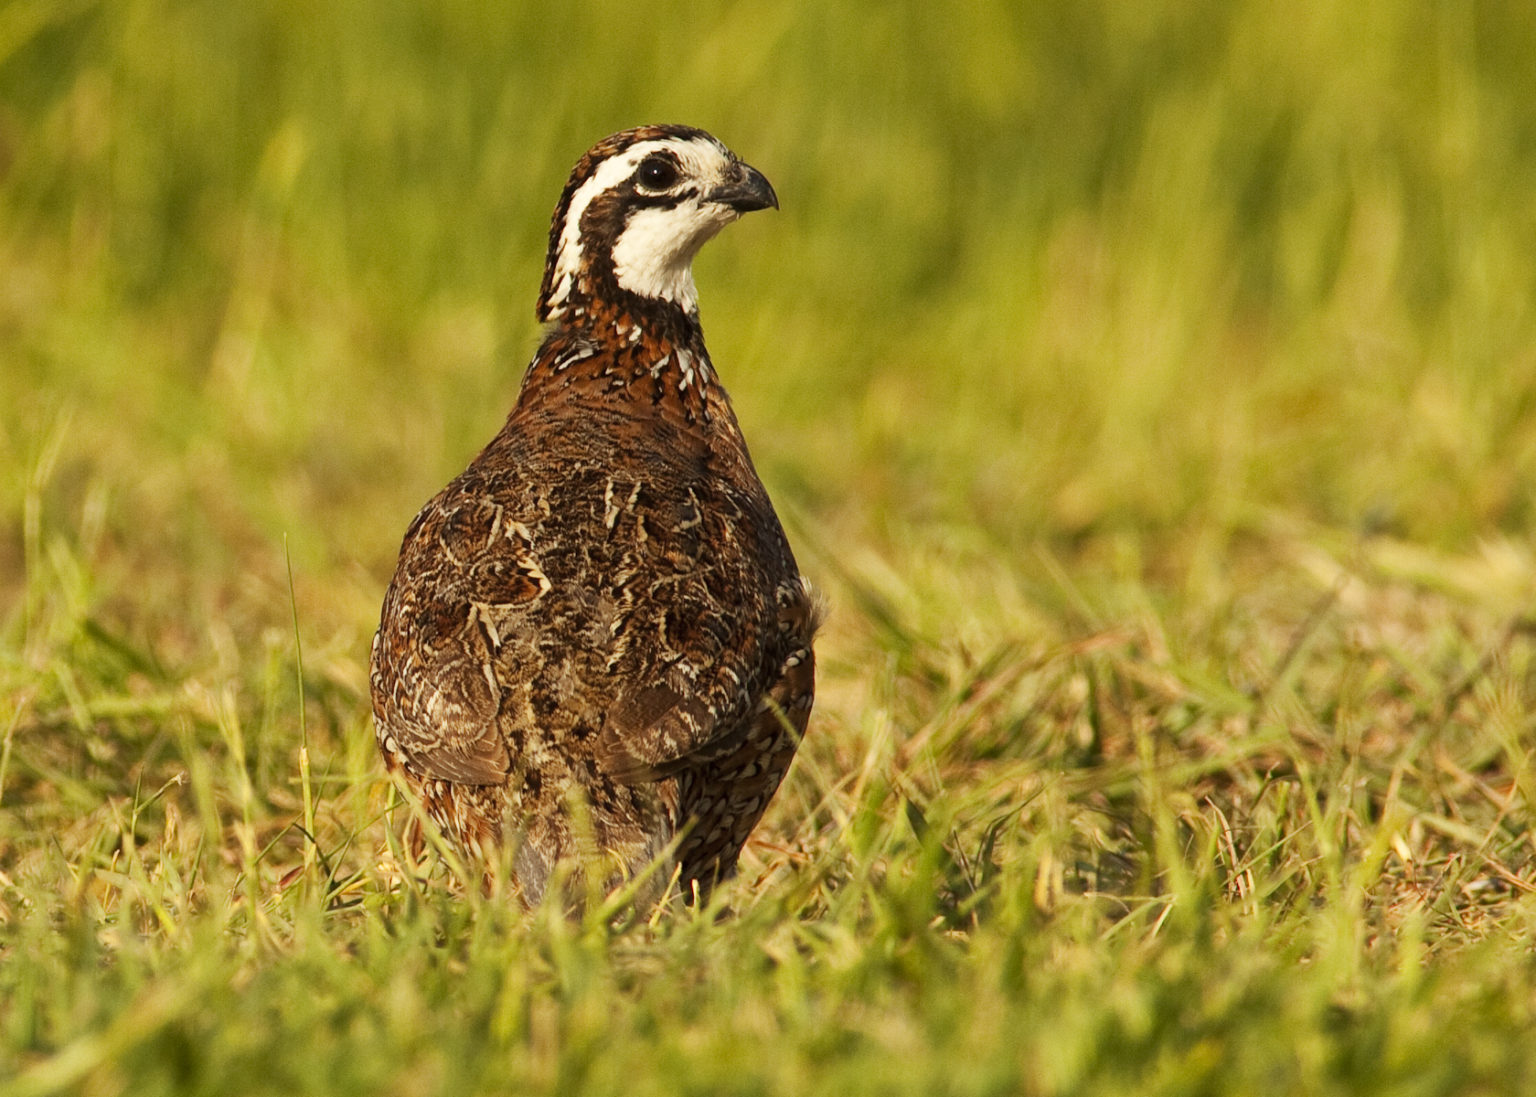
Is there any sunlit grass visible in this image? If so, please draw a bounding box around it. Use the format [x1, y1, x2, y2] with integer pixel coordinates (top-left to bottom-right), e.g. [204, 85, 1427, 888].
[4, 0, 1536, 1094]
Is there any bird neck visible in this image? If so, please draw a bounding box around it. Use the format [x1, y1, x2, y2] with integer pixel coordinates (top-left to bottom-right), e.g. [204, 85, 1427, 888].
[516, 293, 720, 428]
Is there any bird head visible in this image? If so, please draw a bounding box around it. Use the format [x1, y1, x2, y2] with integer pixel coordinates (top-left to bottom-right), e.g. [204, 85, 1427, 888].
[537, 125, 778, 324]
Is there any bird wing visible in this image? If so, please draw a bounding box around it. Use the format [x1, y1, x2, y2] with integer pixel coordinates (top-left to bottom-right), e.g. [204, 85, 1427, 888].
[596, 574, 821, 783]
[371, 484, 552, 786]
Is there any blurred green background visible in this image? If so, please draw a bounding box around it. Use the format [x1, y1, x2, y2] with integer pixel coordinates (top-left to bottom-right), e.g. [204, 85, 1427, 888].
[6, 3, 1536, 1092]
[6, 0, 1535, 650]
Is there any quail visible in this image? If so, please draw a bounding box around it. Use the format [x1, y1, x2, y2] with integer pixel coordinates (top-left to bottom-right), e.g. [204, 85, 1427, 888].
[370, 125, 819, 907]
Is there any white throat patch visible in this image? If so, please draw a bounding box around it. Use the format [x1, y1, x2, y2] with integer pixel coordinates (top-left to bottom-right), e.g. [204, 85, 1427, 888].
[608, 200, 740, 311]
[545, 136, 740, 316]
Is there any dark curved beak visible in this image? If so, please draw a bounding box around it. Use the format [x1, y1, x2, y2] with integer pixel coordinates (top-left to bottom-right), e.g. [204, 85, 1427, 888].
[714, 161, 779, 213]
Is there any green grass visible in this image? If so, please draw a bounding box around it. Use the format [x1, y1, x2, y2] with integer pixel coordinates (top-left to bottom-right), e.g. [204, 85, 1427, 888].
[4, 0, 1536, 1093]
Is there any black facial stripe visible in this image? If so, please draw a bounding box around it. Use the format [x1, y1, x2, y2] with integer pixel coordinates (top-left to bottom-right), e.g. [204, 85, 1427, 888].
[628, 186, 698, 210]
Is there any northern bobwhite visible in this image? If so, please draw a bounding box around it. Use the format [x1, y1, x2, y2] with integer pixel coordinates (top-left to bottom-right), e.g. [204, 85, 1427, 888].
[370, 125, 819, 907]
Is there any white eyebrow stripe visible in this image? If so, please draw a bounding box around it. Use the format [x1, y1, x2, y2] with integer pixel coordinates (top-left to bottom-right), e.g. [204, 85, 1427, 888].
[551, 142, 669, 301]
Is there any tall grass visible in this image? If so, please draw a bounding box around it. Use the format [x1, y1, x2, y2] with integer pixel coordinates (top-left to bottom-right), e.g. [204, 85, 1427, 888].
[3, 1, 1536, 1093]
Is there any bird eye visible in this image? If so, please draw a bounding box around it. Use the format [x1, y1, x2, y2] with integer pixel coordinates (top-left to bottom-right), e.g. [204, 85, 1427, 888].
[636, 155, 680, 192]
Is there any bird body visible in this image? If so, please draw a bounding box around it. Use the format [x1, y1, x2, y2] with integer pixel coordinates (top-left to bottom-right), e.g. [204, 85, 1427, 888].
[370, 126, 817, 907]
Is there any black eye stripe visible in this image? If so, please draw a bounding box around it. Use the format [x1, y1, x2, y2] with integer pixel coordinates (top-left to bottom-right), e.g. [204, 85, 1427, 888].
[629, 185, 697, 210]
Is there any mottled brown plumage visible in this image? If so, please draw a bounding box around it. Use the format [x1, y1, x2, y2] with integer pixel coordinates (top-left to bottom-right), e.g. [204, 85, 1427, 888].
[370, 125, 818, 907]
